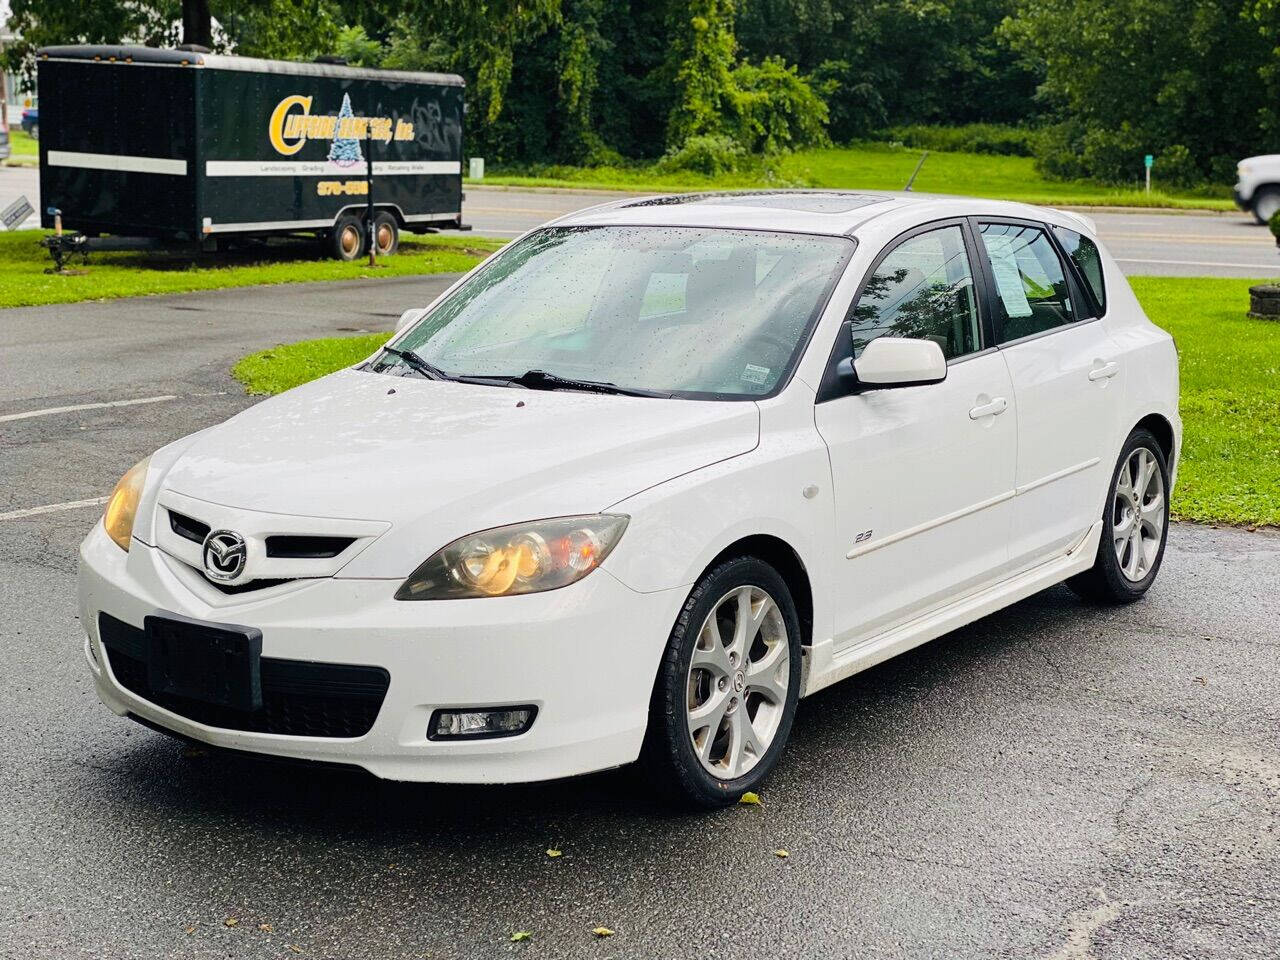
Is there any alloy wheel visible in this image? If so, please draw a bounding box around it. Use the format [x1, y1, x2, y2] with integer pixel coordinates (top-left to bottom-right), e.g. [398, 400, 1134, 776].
[685, 585, 790, 780]
[1112, 446, 1165, 582]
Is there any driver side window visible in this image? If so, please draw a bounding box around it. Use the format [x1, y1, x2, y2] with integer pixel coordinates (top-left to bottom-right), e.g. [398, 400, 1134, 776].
[848, 225, 981, 360]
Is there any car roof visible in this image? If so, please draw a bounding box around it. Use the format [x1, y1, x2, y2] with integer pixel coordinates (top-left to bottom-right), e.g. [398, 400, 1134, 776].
[552, 190, 1095, 238]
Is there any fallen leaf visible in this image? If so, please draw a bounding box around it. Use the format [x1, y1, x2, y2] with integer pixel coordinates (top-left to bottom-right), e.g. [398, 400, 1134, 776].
[185, 926, 197, 935]
[510, 931, 533, 942]
[258, 923, 273, 932]
[288, 946, 303, 955]
[592, 927, 615, 938]
[223, 917, 238, 928]
[546, 849, 562, 858]
[739, 792, 761, 805]
[773, 849, 790, 858]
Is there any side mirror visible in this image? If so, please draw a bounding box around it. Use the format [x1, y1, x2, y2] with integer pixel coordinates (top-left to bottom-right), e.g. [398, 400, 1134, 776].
[851, 337, 947, 389]
[395, 307, 428, 334]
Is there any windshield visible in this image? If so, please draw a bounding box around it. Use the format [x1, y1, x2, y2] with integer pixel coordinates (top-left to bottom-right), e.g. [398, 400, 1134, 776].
[385, 225, 854, 398]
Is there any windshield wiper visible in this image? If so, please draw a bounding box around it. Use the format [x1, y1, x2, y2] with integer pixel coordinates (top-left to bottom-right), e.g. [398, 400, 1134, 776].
[502, 369, 672, 398]
[381, 345, 452, 381]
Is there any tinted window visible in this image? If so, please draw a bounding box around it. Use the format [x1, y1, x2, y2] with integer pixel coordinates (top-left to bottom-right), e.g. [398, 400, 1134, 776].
[1054, 226, 1106, 313]
[848, 225, 981, 360]
[979, 223, 1076, 343]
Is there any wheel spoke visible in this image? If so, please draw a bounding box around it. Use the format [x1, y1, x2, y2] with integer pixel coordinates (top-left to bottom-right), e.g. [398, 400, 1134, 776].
[745, 643, 788, 704]
[691, 620, 731, 677]
[1115, 459, 1135, 503]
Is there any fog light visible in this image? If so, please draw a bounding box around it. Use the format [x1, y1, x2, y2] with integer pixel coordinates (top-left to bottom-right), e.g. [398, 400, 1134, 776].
[428, 706, 537, 741]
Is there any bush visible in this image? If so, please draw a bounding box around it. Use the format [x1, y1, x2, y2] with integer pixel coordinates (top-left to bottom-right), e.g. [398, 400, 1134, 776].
[655, 134, 747, 176]
[1154, 144, 1201, 189]
[884, 123, 1037, 157]
[1080, 124, 1145, 185]
[1033, 120, 1089, 181]
[729, 57, 830, 154]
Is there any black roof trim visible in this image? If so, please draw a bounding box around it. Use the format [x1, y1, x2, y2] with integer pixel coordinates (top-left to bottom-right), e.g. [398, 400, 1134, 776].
[37, 45, 465, 86]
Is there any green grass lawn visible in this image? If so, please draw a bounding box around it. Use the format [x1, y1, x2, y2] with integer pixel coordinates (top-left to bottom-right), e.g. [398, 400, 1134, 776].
[0, 230, 503, 310]
[5, 129, 38, 165]
[476, 142, 1234, 212]
[1129, 277, 1280, 527]
[233, 276, 1280, 528]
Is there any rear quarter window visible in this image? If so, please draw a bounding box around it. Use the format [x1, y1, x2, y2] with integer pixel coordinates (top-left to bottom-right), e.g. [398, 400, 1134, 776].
[1054, 227, 1106, 314]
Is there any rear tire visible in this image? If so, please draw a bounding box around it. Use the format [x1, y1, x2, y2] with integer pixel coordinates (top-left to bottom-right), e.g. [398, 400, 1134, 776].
[373, 211, 399, 256]
[1068, 427, 1170, 604]
[639, 556, 802, 809]
[328, 213, 366, 261]
[1251, 186, 1280, 225]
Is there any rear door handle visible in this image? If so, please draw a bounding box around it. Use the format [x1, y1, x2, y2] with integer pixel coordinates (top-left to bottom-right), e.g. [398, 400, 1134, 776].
[1088, 361, 1120, 381]
[969, 397, 1008, 419]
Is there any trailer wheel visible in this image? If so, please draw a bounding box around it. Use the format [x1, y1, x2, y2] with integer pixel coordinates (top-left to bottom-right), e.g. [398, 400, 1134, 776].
[329, 213, 366, 261]
[374, 212, 400, 256]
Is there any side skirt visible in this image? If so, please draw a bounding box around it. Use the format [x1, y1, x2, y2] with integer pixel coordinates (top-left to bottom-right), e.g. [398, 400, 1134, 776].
[800, 520, 1103, 697]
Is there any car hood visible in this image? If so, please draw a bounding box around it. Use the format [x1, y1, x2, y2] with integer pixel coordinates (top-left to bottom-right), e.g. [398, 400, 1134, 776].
[160, 369, 759, 577]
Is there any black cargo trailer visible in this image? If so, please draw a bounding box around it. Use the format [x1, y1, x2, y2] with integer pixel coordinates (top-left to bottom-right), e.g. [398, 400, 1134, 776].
[36, 45, 465, 260]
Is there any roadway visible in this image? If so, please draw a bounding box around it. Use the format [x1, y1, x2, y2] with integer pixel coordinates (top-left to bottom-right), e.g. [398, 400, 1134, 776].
[3, 277, 1279, 958]
[4, 164, 1279, 276]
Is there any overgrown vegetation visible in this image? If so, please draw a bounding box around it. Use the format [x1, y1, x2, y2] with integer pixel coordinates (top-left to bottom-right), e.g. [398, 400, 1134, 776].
[7, 0, 1276, 194]
[232, 277, 1280, 528]
[0, 231, 501, 310]
[480, 143, 1235, 211]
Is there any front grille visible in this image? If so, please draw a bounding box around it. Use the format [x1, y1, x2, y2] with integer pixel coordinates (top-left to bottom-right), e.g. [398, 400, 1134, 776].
[265, 535, 355, 559]
[168, 509, 210, 544]
[98, 614, 390, 739]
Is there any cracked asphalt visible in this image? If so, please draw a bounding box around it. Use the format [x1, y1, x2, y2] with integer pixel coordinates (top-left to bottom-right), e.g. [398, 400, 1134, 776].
[3, 280, 1279, 959]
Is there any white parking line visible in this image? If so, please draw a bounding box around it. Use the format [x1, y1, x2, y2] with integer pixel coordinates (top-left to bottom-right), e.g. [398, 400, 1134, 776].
[0, 497, 109, 521]
[1116, 257, 1273, 270]
[0, 394, 178, 424]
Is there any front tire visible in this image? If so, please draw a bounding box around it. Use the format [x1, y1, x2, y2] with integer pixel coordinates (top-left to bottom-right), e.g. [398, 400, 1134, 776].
[1069, 428, 1170, 603]
[640, 556, 802, 809]
[1252, 186, 1280, 225]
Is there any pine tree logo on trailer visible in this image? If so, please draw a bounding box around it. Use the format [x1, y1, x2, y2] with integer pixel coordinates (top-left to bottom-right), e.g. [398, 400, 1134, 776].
[267, 93, 415, 159]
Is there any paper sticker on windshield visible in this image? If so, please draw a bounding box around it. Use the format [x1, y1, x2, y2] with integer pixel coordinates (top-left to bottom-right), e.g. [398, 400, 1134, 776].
[741, 363, 771, 385]
[984, 235, 1033, 318]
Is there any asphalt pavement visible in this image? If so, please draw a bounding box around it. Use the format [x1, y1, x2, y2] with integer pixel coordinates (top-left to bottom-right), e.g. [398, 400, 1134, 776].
[3, 277, 1279, 958]
[5, 164, 1280, 276]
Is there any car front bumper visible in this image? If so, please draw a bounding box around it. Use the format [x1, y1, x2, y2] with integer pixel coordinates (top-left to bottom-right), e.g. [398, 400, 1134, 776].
[78, 523, 685, 783]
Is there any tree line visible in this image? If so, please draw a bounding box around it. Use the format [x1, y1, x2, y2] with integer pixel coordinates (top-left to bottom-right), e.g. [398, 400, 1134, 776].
[8, 0, 1280, 185]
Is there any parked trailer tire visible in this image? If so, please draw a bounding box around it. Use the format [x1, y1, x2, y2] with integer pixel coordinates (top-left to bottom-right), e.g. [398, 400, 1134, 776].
[373, 211, 400, 256]
[328, 213, 366, 261]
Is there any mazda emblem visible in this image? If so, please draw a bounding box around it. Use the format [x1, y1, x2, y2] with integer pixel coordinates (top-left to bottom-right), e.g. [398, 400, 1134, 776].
[202, 529, 247, 582]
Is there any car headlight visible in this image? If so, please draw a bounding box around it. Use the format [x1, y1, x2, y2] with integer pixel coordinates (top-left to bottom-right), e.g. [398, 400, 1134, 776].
[102, 456, 151, 551]
[396, 515, 629, 600]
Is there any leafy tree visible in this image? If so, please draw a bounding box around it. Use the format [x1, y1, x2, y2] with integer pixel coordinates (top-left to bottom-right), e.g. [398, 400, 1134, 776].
[1003, 0, 1275, 182]
[2, 0, 340, 83]
[667, 0, 740, 146]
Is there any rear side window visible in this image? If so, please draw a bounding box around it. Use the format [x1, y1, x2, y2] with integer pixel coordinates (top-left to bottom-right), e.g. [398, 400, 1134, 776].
[978, 223, 1076, 344]
[1054, 226, 1107, 314]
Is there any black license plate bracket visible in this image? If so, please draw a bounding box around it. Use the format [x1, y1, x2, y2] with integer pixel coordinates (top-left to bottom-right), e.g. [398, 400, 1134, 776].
[144, 613, 262, 711]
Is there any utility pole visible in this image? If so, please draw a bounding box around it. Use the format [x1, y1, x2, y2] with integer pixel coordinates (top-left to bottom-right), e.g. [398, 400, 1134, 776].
[366, 126, 376, 267]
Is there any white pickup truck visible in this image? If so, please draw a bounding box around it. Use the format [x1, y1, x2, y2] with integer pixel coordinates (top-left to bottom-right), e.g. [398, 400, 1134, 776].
[1235, 155, 1280, 223]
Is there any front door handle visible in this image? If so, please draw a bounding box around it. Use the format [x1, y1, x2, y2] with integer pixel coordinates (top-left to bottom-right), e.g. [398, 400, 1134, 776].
[969, 396, 1008, 420]
[1088, 360, 1120, 381]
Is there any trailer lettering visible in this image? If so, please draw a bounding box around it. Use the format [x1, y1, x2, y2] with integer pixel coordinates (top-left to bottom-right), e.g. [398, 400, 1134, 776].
[268, 95, 313, 156]
[269, 95, 412, 155]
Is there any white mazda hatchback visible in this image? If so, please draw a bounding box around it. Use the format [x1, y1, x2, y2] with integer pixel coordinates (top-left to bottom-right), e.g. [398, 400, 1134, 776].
[79, 192, 1180, 807]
